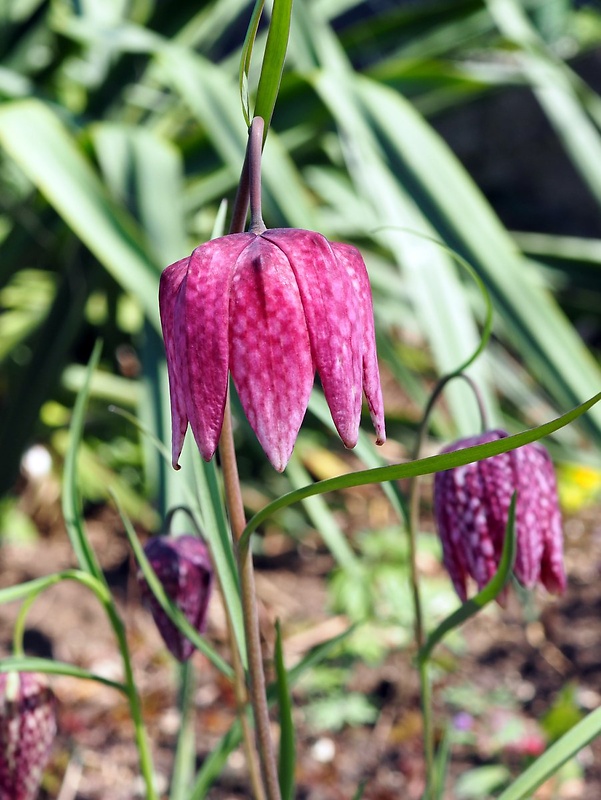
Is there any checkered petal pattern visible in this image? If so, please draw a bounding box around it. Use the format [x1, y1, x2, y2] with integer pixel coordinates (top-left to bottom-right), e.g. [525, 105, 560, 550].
[159, 229, 385, 471]
[434, 430, 566, 602]
[0, 672, 56, 800]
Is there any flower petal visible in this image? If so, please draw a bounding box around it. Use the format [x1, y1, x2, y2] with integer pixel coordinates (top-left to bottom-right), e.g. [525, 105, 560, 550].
[526, 444, 566, 594]
[229, 237, 314, 471]
[180, 233, 256, 461]
[159, 256, 190, 469]
[331, 242, 386, 444]
[433, 469, 470, 601]
[263, 229, 363, 448]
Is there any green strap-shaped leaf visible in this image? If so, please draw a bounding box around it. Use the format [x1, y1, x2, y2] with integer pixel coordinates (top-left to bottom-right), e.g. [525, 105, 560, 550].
[239, 0, 265, 126]
[497, 706, 601, 800]
[275, 621, 296, 800]
[0, 656, 126, 693]
[254, 0, 294, 134]
[240, 391, 601, 551]
[0, 99, 160, 328]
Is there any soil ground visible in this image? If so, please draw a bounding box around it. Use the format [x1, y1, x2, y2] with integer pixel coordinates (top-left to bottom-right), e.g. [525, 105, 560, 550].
[1, 494, 601, 800]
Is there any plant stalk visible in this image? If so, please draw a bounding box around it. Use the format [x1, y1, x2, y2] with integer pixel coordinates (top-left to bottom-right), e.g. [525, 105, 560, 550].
[216, 114, 281, 800]
[219, 397, 282, 800]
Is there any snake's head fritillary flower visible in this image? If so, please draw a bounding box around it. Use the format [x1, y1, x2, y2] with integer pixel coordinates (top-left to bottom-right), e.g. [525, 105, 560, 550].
[0, 672, 57, 800]
[434, 430, 566, 602]
[159, 228, 386, 472]
[137, 534, 213, 662]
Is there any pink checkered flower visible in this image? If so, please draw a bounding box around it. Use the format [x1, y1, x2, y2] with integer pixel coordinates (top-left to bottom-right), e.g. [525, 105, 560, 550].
[0, 672, 56, 800]
[159, 228, 385, 472]
[434, 430, 566, 602]
[138, 534, 213, 662]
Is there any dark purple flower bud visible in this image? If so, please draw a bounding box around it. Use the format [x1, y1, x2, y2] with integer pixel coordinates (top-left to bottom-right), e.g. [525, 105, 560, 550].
[0, 672, 57, 800]
[159, 228, 386, 472]
[434, 430, 566, 602]
[137, 534, 213, 662]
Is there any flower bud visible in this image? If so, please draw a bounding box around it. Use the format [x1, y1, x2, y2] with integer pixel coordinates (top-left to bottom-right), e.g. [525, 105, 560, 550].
[137, 534, 213, 662]
[0, 672, 57, 800]
[434, 430, 566, 602]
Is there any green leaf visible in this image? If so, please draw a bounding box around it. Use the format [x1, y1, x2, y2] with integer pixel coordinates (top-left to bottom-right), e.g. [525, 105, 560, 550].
[239, 0, 265, 126]
[0, 656, 126, 693]
[62, 340, 106, 580]
[496, 706, 601, 800]
[275, 621, 296, 800]
[0, 100, 160, 328]
[254, 0, 294, 134]
[240, 391, 601, 551]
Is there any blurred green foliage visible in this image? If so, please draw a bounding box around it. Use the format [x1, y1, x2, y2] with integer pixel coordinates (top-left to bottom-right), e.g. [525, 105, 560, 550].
[0, 0, 600, 531]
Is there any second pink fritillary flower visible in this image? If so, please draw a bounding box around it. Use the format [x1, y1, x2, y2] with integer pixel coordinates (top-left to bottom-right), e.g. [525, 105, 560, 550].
[434, 430, 566, 602]
[160, 228, 386, 472]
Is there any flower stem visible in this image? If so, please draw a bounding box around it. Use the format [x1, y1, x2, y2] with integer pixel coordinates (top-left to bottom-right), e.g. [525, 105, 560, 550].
[248, 116, 266, 234]
[216, 116, 280, 800]
[219, 397, 282, 800]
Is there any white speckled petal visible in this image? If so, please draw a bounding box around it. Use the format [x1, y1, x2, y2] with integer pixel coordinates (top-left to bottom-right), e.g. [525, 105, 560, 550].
[180, 233, 256, 461]
[263, 229, 363, 448]
[229, 237, 314, 471]
[330, 242, 386, 445]
[159, 256, 190, 469]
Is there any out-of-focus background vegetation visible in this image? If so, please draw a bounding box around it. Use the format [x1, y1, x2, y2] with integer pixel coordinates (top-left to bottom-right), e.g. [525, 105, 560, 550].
[1, 1, 601, 797]
[1, 0, 601, 524]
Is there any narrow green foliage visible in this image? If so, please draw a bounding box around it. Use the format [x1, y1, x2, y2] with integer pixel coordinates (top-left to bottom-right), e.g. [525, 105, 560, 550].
[62, 340, 105, 581]
[240, 392, 601, 551]
[254, 0, 294, 134]
[239, 0, 265, 126]
[275, 621, 296, 800]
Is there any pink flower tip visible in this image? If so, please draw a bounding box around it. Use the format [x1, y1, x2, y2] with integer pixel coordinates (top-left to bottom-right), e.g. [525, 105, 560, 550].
[159, 228, 386, 471]
[434, 430, 566, 603]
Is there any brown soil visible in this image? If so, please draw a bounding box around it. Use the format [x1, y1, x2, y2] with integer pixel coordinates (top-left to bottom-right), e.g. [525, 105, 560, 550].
[1, 500, 601, 800]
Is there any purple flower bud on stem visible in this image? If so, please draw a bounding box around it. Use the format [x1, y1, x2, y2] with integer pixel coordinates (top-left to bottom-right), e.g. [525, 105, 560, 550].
[137, 534, 213, 662]
[0, 672, 57, 800]
[434, 430, 566, 602]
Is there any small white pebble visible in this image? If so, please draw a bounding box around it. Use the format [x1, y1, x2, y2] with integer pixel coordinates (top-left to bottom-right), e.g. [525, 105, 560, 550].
[21, 444, 52, 480]
[228, 751, 245, 770]
[311, 737, 335, 763]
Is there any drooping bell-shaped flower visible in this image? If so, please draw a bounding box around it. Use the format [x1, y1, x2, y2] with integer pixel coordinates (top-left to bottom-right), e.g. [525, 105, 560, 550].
[137, 534, 213, 662]
[159, 117, 385, 472]
[434, 430, 566, 602]
[159, 228, 385, 472]
[0, 672, 57, 800]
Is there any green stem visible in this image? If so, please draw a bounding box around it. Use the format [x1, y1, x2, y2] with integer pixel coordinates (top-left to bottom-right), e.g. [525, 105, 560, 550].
[104, 601, 158, 800]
